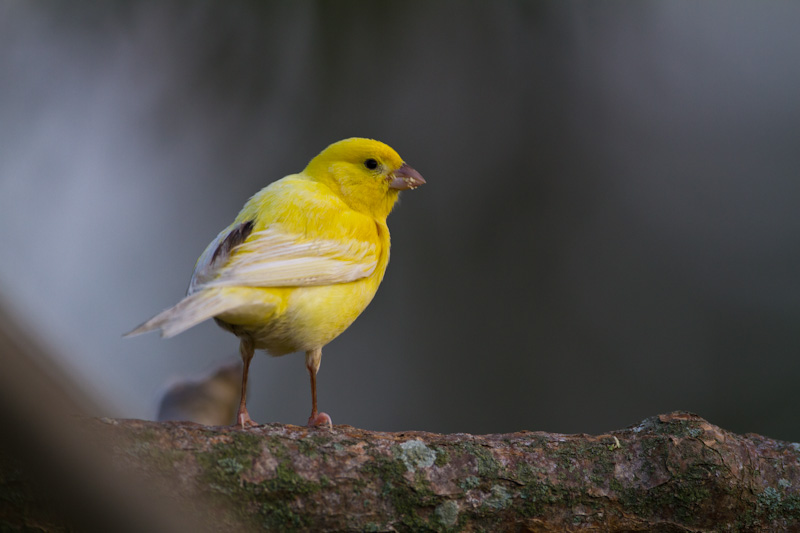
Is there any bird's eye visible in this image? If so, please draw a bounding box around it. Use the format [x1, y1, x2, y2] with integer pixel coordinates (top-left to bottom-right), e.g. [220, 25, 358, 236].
[364, 158, 379, 170]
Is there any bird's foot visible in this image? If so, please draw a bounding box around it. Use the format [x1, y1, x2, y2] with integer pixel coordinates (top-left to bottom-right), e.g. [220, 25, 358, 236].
[307, 411, 332, 429]
[235, 409, 258, 428]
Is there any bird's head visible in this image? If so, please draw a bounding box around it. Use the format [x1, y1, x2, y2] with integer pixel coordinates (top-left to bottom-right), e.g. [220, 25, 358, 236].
[304, 138, 425, 220]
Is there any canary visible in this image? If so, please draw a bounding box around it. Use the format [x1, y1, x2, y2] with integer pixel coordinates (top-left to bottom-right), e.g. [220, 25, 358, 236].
[126, 138, 425, 428]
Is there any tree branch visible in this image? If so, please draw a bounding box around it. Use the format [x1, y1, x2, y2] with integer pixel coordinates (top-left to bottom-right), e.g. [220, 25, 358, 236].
[4, 412, 798, 532]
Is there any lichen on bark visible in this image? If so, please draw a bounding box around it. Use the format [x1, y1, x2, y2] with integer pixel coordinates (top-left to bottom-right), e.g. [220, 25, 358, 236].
[3, 412, 800, 532]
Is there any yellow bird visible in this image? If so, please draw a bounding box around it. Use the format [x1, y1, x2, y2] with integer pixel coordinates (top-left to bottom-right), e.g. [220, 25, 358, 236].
[126, 138, 425, 428]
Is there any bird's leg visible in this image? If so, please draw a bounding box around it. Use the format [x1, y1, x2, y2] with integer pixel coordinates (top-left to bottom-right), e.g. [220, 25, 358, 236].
[235, 338, 258, 428]
[306, 347, 332, 428]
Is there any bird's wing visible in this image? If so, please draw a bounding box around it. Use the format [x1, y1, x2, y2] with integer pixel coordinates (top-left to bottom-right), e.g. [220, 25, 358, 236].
[189, 220, 255, 292]
[191, 222, 378, 290]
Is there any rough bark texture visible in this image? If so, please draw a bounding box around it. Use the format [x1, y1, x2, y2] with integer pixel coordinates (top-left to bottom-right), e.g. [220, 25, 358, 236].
[3, 412, 799, 532]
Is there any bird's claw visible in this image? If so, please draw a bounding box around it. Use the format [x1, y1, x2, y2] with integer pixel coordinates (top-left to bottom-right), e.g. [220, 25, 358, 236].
[307, 412, 332, 429]
[236, 410, 258, 428]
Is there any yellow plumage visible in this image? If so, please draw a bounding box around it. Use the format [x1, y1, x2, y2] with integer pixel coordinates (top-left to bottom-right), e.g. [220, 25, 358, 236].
[126, 138, 425, 427]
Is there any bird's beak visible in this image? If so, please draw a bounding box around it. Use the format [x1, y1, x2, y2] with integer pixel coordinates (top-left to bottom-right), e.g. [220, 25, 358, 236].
[388, 163, 426, 190]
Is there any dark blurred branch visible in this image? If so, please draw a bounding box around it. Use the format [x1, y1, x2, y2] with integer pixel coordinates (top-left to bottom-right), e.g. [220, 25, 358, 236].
[0, 295, 206, 533]
[5, 412, 798, 532]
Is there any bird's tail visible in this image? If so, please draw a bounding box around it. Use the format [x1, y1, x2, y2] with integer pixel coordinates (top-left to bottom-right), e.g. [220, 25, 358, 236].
[124, 288, 260, 339]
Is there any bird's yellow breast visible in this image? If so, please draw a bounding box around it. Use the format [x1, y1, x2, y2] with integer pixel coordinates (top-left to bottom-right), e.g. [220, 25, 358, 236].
[214, 175, 391, 355]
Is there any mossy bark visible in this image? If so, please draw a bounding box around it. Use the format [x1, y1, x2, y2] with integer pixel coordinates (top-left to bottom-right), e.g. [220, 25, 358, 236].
[2, 412, 800, 532]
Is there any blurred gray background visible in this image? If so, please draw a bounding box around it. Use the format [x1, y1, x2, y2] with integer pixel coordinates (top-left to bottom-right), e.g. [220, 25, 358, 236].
[1, 2, 799, 440]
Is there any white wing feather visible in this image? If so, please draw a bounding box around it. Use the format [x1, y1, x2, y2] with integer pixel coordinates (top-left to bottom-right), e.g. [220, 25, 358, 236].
[124, 288, 271, 338]
[193, 225, 378, 290]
